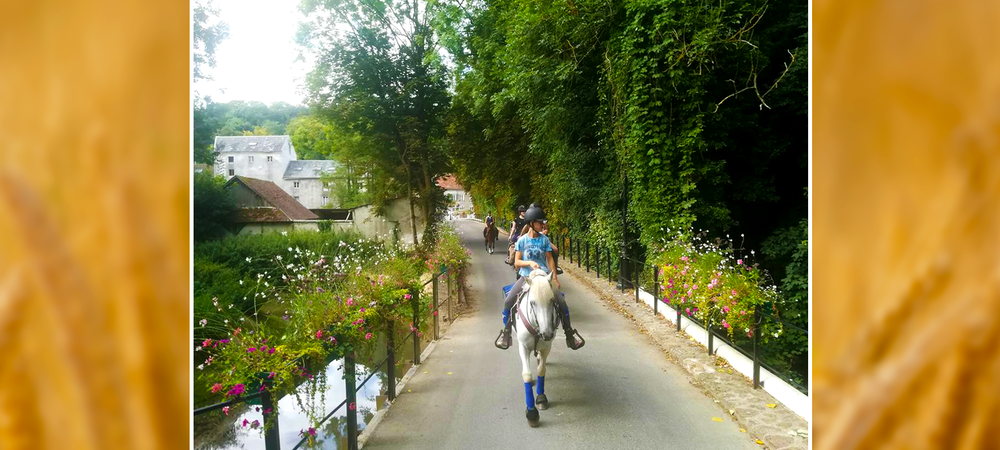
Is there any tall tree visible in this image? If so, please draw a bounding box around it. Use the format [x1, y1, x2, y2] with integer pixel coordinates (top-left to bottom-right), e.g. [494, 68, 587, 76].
[193, 0, 229, 83]
[299, 0, 453, 246]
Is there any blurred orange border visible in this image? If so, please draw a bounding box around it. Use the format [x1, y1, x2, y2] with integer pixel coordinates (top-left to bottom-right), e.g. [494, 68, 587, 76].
[0, 0, 191, 449]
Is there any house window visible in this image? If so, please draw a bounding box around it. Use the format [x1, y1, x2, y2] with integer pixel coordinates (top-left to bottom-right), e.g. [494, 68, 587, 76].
[293, 181, 300, 188]
[267, 156, 273, 162]
[322, 196, 329, 203]
[248, 156, 254, 162]
[228, 169, 234, 176]
[228, 156, 234, 162]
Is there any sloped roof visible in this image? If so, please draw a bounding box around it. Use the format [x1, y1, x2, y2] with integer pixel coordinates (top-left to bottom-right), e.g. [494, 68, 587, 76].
[225, 176, 319, 222]
[214, 135, 290, 153]
[436, 174, 463, 190]
[283, 160, 339, 179]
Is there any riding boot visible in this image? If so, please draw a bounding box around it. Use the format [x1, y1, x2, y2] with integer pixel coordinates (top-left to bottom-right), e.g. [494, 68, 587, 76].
[558, 303, 585, 350]
[495, 311, 513, 350]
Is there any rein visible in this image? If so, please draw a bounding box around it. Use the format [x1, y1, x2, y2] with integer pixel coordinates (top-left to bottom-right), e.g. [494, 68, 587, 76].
[515, 290, 556, 355]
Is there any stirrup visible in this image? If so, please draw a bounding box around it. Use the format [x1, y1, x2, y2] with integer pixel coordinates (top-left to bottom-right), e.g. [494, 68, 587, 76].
[566, 329, 585, 350]
[495, 328, 511, 350]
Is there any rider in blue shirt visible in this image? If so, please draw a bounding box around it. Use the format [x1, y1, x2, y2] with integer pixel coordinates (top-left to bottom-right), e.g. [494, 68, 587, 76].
[495, 204, 585, 350]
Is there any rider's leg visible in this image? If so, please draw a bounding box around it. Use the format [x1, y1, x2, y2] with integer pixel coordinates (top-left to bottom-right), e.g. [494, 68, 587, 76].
[555, 292, 585, 350]
[496, 276, 526, 349]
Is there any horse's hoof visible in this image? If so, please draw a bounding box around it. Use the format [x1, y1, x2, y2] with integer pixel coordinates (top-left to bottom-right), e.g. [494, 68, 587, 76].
[526, 408, 540, 427]
[535, 394, 548, 410]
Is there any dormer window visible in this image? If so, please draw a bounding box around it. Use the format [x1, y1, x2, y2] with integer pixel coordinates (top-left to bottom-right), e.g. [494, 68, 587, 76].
[267, 156, 273, 162]
[293, 181, 300, 188]
[228, 156, 234, 163]
[248, 156, 254, 162]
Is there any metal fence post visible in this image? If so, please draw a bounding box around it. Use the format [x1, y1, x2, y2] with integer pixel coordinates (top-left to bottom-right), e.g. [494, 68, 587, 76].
[652, 265, 658, 316]
[432, 274, 439, 341]
[635, 260, 640, 303]
[261, 385, 280, 450]
[708, 322, 714, 355]
[677, 303, 682, 332]
[607, 248, 613, 286]
[447, 269, 453, 322]
[413, 290, 421, 365]
[345, 353, 358, 450]
[568, 237, 573, 264]
[585, 241, 590, 273]
[595, 244, 600, 278]
[387, 322, 396, 402]
[753, 309, 760, 389]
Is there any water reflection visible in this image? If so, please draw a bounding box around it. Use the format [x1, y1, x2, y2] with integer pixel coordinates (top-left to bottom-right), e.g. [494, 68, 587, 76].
[194, 331, 429, 450]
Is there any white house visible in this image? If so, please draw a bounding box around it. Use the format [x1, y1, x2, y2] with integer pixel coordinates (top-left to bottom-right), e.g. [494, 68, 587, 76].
[213, 135, 338, 209]
[436, 175, 473, 217]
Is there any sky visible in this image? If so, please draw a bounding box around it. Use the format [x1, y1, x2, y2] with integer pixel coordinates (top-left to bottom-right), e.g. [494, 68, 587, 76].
[194, 0, 311, 106]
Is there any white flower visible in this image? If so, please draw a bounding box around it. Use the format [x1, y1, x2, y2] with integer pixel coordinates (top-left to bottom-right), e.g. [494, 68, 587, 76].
[199, 318, 207, 327]
[281, 231, 288, 236]
[288, 247, 293, 252]
[239, 280, 243, 286]
[246, 257, 252, 263]
[196, 346, 202, 351]
[197, 364, 205, 370]
[224, 319, 229, 324]
[276, 255, 283, 261]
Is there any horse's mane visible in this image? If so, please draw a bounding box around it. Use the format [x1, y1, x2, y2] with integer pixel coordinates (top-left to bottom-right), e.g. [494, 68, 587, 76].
[526, 270, 555, 305]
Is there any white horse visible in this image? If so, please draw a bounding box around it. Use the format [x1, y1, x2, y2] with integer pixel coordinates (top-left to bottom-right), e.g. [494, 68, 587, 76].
[513, 269, 559, 427]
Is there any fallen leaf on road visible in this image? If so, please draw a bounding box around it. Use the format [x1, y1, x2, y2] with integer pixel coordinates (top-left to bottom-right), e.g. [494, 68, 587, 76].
[729, 409, 735, 415]
[423, 371, 429, 374]
[727, 369, 733, 374]
[740, 428, 746, 433]
[446, 372, 453, 375]
[756, 439, 764, 445]
[766, 404, 776, 408]
[712, 417, 723, 422]
[407, 389, 412, 393]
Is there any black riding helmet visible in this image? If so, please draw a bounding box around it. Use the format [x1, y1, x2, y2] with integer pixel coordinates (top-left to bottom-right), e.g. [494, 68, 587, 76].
[517, 205, 526, 213]
[524, 205, 546, 223]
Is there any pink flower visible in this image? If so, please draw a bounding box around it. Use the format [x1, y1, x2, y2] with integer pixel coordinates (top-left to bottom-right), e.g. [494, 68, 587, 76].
[680, 256, 689, 262]
[247, 347, 257, 353]
[269, 347, 276, 354]
[251, 420, 260, 429]
[347, 298, 354, 306]
[360, 308, 366, 313]
[259, 384, 267, 392]
[723, 306, 730, 313]
[365, 333, 373, 340]
[662, 297, 670, 304]
[210, 383, 223, 394]
[737, 259, 743, 265]
[242, 419, 249, 427]
[732, 289, 737, 296]
[316, 330, 323, 339]
[227, 384, 246, 397]
[233, 327, 241, 337]
[268, 371, 276, 379]
[722, 320, 730, 329]
[202, 339, 213, 348]
[349, 402, 357, 411]
[199, 318, 208, 327]
[222, 406, 230, 416]
[299, 427, 317, 437]
[433, 311, 439, 316]
[404, 293, 412, 300]
[263, 408, 273, 415]
[685, 307, 691, 315]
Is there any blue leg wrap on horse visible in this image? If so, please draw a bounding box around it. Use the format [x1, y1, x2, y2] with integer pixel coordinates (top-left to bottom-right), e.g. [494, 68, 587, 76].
[537, 376, 545, 395]
[502, 310, 509, 326]
[524, 382, 535, 410]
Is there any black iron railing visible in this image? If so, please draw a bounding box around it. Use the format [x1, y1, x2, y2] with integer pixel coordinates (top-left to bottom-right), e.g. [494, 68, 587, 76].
[194, 267, 463, 450]
[550, 232, 808, 394]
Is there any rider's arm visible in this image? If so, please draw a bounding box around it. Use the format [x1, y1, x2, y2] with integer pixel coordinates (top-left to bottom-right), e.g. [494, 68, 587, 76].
[546, 251, 557, 282]
[514, 251, 530, 269]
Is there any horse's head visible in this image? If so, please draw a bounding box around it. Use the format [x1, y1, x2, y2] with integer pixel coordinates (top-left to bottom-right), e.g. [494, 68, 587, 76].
[525, 269, 558, 341]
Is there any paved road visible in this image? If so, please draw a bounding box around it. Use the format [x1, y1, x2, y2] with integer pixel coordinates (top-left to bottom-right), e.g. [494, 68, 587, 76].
[363, 220, 757, 449]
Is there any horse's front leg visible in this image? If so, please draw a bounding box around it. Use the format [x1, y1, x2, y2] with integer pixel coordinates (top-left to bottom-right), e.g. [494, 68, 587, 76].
[518, 342, 540, 427]
[535, 347, 550, 410]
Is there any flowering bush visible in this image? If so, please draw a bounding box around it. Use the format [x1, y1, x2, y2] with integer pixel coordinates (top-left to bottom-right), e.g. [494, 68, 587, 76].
[424, 227, 471, 275]
[195, 230, 453, 433]
[652, 228, 782, 341]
